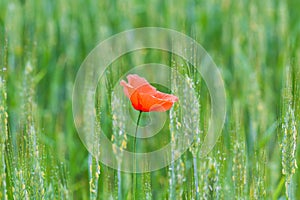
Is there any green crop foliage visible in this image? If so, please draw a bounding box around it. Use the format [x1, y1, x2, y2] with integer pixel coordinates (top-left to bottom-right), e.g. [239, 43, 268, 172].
[0, 0, 299, 199]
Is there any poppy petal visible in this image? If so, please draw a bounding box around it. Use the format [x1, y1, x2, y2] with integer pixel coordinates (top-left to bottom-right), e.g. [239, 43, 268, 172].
[120, 74, 178, 112]
[120, 80, 135, 98]
[154, 91, 178, 102]
[127, 74, 156, 94]
[138, 92, 176, 112]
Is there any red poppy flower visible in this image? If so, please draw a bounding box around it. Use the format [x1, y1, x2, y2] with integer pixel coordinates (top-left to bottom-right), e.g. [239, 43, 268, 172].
[120, 74, 178, 112]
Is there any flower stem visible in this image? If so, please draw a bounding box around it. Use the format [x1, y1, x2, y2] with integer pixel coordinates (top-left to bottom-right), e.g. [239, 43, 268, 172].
[132, 111, 142, 200]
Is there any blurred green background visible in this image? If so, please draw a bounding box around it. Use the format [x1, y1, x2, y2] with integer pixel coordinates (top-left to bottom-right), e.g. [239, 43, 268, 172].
[0, 0, 299, 199]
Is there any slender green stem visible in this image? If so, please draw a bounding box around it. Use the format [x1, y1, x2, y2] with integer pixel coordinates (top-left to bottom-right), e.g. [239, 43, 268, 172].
[117, 167, 122, 200]
[132, 111, 142, 200]
[134, 111, 142, 155]
[193, 156, 199, 200]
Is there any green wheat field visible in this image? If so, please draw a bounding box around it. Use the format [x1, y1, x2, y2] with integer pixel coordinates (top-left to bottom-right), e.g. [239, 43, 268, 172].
[0, 0, 299, 199]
